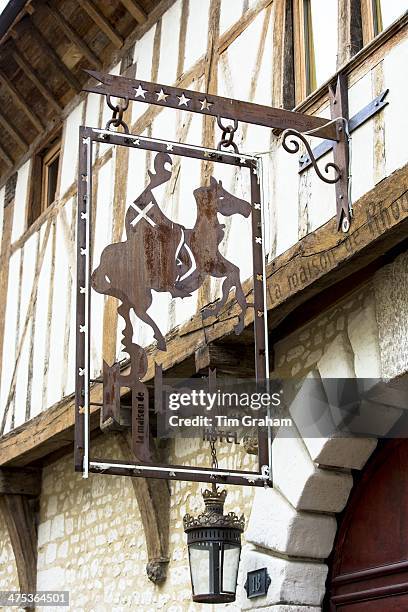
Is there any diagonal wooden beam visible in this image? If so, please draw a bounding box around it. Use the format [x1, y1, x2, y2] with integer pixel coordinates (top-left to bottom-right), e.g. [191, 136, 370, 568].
[118, 433, 169, 583]
[0, 109, 28, 149]
[119, 0, 147, 24]
[11, 47, 63, 113]
[0, 494, 38, 598]
[78, 0, 123, 48]
[0, 69, 43, 132]
[18, 19, 81, 92]
[0, 143, 13, 167]
[44, 2, 102, 69]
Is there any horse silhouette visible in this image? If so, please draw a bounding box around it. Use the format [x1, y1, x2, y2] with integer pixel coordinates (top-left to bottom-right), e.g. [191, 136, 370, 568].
[91, 152, 251, 377]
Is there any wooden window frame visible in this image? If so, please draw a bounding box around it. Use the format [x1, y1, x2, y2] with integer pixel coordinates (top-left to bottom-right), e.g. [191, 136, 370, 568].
[292, 0, 363, 105]
[360, 0, 407, 46]
[27, 133, 61, 228]
[40, 141, 60, 212]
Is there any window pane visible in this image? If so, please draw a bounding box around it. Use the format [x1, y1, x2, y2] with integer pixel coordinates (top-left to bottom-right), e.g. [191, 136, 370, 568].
[379, 0, 407, 31]
[47, 155, 59, 207]
[309, 0, 338, 90]
[189, 544, 211, 595]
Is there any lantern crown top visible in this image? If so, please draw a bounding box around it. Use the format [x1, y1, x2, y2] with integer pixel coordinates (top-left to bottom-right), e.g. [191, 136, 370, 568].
[183, 484, 245, 532]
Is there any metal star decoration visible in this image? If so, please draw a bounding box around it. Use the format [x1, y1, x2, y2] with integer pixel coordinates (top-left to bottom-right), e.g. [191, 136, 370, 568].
[199, 98, 212, 111]
[135, 84, 147, 98]
[156, 89, 169, 102]
[178, 93, 191, 107]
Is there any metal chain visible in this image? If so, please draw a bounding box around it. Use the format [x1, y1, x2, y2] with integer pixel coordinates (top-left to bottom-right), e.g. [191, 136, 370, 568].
[216, 116, 239, 153]
[105, 95, 130, 134]
[210, 437, 218, 471]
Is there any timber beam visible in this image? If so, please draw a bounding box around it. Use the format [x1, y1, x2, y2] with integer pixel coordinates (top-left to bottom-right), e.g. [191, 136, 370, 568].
[78, 0, 123, 49]
[43, 3, 102, 70]
[17, 18, 81, 92]
[0, 467, 41, 496]
[0, 163, 407, 467]
[195, 341, 255, 377]
[0, 468, 41, 606]
[0, 108, 27, 150]
[118, 433, 169, 583]
[10, 45, 63, 113]
[0, 68, 43, 132]
[119, 0, 147, 24]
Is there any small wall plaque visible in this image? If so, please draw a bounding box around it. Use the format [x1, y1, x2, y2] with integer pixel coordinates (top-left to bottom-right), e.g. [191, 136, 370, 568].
[244, 567, 271, 598]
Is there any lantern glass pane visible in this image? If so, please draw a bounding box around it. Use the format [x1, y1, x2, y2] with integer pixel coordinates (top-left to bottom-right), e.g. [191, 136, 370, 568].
[222, 544, 241, 593]
[189, 543, 211, 595]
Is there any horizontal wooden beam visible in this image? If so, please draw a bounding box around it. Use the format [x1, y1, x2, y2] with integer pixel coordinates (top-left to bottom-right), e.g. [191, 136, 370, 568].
[195, 342, 255, 376]
[119, 0, 147, 24]
[18, 18, 81, 92]
[0, 164, 407, 466]
[0, 467, 41, 496]
[44, 2, 102, 70]
[78, 0, 123, 49]
[0, 68, 43, 132]
[11, 46, 63, 113]
[83, 69, 338, 139]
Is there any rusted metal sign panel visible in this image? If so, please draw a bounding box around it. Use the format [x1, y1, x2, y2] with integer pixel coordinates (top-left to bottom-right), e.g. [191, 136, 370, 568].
[75, 128, 271, 486]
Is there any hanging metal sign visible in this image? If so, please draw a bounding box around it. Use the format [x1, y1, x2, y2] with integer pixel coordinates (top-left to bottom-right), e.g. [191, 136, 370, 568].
[75, 69, 389, 487]
[75, 125, 271, 487]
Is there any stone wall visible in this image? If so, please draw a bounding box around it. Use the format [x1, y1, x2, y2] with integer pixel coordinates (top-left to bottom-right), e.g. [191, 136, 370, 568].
[0, 434, 255, 612]
[236, 249, 408, 610]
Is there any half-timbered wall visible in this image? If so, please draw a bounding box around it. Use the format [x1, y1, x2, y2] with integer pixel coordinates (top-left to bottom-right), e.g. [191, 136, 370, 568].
[0, 1, 407, 437]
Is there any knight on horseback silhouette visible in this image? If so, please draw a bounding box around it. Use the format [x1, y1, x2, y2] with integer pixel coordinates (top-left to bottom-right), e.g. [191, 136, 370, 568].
[91, 151, 252, 373]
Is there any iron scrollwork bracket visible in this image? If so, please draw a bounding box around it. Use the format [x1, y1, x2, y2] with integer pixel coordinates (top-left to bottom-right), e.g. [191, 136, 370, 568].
[282, 74, 351, 233]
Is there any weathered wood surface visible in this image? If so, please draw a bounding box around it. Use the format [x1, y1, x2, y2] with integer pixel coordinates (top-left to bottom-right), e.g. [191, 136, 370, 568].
[0, 467, 41, 496]
[118, 433, 170, 583]
[0, 162, 406, 467]
[0, 494, 38, 602]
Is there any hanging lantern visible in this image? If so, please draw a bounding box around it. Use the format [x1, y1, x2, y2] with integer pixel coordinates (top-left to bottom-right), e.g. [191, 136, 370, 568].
[183, 483, 245, 603]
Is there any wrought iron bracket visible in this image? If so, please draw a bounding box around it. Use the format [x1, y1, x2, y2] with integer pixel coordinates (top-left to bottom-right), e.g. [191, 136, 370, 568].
[282, 75, 352, 232]
[84, 69, 389, 234]
[330, 74, 351, 232]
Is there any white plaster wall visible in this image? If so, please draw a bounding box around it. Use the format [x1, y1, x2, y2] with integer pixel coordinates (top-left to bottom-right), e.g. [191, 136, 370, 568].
[184, 0, 211, 68]
[59, 102, 84, 198]
[11, 160, 30, 243]
[0, 249, 20, 434]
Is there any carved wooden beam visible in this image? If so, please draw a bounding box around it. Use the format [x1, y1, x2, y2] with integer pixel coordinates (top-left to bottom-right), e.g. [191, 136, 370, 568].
[119, 0, 147, 24]
[43, 2, 102, 70]
[17, 19, 81, 92]
[11, 46, 63, 113]
[0, 68, 43, 132]
[0, 468, 41, 603]
[118, 434, 170, 583]
[78, 0, 123, 49]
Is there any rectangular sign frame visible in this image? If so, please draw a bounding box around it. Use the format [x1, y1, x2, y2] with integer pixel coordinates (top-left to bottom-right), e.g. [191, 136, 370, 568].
[75, 126, 272, 487]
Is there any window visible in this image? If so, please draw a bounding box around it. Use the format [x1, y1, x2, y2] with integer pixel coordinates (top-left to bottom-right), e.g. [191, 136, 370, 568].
[27, 135, 61, 227]
[362, 0, 407, 44]
[293, 0, 338, 102]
